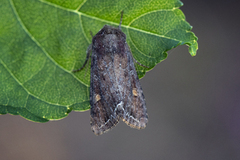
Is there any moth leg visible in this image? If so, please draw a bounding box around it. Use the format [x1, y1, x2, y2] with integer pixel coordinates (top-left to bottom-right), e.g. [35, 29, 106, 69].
[133, 57, 149, 68]
[72, 44, 92, 72]
[84, 31, 94, 76]
[90, 31, 93, 38]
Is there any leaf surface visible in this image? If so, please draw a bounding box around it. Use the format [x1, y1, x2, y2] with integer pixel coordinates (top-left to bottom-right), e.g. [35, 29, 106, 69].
[0, 0, 198, 122]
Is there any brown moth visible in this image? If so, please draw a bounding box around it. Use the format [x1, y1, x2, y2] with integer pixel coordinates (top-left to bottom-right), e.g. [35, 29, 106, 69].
[73, 12, 148, 135]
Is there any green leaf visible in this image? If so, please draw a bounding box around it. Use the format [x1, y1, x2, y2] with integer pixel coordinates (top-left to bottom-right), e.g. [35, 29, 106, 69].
[0, 0, 198, 122]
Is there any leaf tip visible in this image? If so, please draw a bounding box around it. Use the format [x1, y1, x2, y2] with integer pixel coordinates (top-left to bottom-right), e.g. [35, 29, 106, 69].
[188, 39, 198, 56]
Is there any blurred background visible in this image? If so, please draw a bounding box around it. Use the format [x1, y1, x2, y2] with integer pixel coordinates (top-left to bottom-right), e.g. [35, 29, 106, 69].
[1, 0, 240, 159]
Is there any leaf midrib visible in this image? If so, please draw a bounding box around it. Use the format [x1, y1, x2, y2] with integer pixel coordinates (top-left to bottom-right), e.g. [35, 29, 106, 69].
[41, 0, 184, 62]
[41, 0, 183, 42]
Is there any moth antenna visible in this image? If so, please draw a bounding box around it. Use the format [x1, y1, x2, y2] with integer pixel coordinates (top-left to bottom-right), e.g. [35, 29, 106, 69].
[84, 54, 91, 79]
[118, 11, 124, 30]
[133, 58, 149, 68]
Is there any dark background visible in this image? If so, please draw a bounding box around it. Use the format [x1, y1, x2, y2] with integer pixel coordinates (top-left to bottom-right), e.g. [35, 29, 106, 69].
[1, 0, 240, 159]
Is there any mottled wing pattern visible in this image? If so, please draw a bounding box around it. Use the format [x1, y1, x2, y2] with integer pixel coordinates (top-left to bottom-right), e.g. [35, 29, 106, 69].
[90, 48, 121, 136]
[120, 45, 148, 129]
[89, 26, 148, 135]
[90, 41, 148, 135]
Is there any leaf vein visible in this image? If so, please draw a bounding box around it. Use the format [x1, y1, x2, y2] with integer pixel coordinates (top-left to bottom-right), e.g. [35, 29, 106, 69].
[76, 0, 87, 11]
[9, 0, 87, 86]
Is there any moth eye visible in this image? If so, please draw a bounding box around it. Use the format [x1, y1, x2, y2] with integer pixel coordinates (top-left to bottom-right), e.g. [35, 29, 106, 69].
[95, 94, 101, 102]
[132, 88, 138, 97]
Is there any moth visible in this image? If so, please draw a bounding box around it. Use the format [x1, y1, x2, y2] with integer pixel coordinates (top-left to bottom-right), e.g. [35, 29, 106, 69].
[73, 12, 148, 135]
